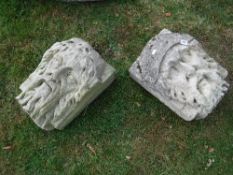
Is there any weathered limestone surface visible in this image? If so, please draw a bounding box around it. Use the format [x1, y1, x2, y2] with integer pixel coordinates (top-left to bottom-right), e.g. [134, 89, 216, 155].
[16, 38, 115, 130]
[129, 29, 229, 121]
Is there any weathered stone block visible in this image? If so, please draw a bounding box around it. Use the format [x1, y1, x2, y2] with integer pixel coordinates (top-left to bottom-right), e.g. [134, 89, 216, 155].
[129, 29, 229, 121]
[16, 38, 115, 130]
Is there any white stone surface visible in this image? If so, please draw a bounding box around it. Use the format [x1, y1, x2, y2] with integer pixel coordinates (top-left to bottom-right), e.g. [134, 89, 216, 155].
[129, 29, 229, 121]
[16, 38, 115, 130]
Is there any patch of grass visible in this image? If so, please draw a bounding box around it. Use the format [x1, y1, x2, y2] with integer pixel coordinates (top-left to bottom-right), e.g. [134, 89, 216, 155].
[0, 0, 233, 174]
